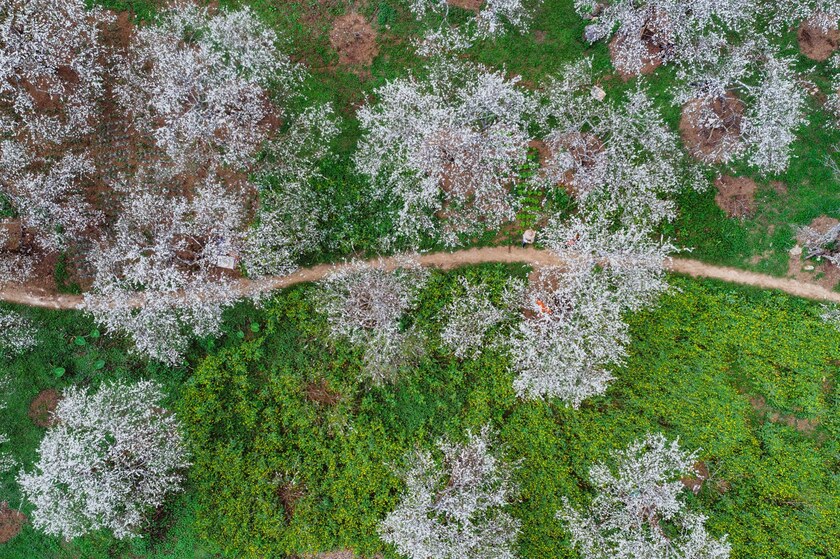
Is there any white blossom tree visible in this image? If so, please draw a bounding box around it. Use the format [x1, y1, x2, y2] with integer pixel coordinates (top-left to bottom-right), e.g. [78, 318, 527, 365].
[116, 4, 300, 172]
[356, 58, 532, 247]
[408, 0, 540, 55]
[379, 426, 520, 559]
[765, 0, 839, 35]
[798, 220, 840, 265]
[84, 171, 246, 364]
[540, 214, 677, 311]
[577, 0, 752, 76]
[673, 41, 808, 174]
[828, 54, 840, 120]
[0, 308, 37, 357]
[821, 304, 840, 331]
[0, 140, 101, 251]
[440, 276, 525, 359]
[243, 104, 339, 277]
[507, 266, 626, 406]
[538, 59, 703, 225]
[314, 258, 429, 383]
[558, 433, 730, 559]
[508, 214, 676, 406]
[0, 0, 111, 145]
[18, 380, 190, 540]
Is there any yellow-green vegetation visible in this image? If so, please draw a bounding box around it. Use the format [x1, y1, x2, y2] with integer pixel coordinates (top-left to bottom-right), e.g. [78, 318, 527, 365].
[2, 266, 838, 558]
[176, 266, 839, 559]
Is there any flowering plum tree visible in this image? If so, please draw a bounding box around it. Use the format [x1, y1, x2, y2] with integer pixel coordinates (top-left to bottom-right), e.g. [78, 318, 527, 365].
[541, 214, 676, 311]
[84, 172, 246, 364]
[0, 308, 37, 358]
[379, 426, 520, 559]
[508, 215, 676, 405]
[440, 276, 525, 359]
[766, 0, 839, 35]
[538, 59, 702, 225]
[0, 141, 100, 251]
[314, 259, 428, 383]
[356, 58, 532, 247]
[798, 219, 840, 265]
[116, 4, 300, 172]
[243, 105, 339, 277]
[577, 0, 752, 76]
[558, 433, 730, 559]
[0, 0, 111, 145]
[673, 41, 808, 174]
[508, 266, 625, 406]
[18, 380, 190, 540]
[821, 304, 840, 331]
[408, 0, 540, 54]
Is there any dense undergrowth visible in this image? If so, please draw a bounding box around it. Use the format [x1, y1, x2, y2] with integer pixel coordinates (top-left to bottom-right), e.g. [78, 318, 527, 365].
[2, 265, 838, 558]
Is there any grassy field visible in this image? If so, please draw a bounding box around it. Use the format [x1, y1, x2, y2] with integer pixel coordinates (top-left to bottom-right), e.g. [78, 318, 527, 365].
[2, 267, 838, 558]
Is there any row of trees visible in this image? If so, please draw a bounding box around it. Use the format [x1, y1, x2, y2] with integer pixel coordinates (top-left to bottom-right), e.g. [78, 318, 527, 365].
[2, 0, 833, 364]
[381, 428, 729, 559]
[0, 1, 338, 363]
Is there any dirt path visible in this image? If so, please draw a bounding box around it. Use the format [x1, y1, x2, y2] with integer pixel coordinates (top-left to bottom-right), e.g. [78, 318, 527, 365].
[3, 247, 840, 310]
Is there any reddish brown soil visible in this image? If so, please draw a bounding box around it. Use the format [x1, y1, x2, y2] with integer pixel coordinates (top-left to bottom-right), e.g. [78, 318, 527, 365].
[527, 139, 550, 168]
[0, 503, 26, 544]
[330, 14, 379, 67]
[679, 94, 744, 164]
[533, 30, 547, 44]
[448, 0, 484, 10]
[713, 176, 757, 218]
[749, 395, 820, 434]
[770, 181, 788, 195]
[305, 379, 341, 406]
[276, 481, 305, 522]
[29, 389, 61, 428]
[609, 32, 663, 79]
[798, 19, 839, 61]
[680, 461, 709, 494]
[0, 220, 22, 252]
[802, 215, 840, 238]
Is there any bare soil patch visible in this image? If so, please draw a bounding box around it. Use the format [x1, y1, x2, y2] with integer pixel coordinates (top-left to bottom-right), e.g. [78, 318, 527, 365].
[800, 215, 840, 240]
[0, 503, 26, 544]
[330, 14, 379, 67]
[713, 176, 757, 218]
[798, 19, 839, 61]
[770, 181, 788, 195]
[749, 395, 820, 434]
[679, 94, 744, 164]
[0, 219, 22, 252]
[533, 30, 547, 43]
[680, 461, 709, 494]
[305, 379, 341, 406]
[276, 480, 305, 522]
[29, 389, 61, 428]
[448, 0, 484, 10]
[527, 139, 550, 168]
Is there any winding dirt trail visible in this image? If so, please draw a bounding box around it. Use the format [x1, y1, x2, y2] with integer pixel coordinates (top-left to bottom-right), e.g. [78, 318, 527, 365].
[3, 247, 840, 310]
